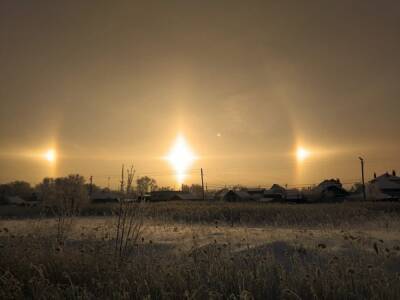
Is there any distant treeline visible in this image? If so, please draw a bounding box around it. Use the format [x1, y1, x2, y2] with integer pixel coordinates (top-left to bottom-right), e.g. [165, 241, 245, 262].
[0, 174, 159, 203]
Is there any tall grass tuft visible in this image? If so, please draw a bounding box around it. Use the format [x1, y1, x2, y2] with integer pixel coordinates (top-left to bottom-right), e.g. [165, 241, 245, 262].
[114, 201, 145, 264]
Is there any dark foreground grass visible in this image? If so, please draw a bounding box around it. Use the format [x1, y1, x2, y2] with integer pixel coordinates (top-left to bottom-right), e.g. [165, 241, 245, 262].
[1, 201, 400, 299]
[1, 232, 400, 299]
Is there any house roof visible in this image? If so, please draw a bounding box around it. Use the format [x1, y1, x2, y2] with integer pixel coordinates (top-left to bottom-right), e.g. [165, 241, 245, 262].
[214, 189, 230, 198]
[172, 193, 200, 200]
[370, 173, 400, 190]
[264, 184, 286, 195]
[309, 179, 347, 198]
[150, 190, 186, 201]
[234, 190, 251, 199]
[6, 196, 26, 204]
[90, 192, 120, 200]
[215, 189, 251, 200]
[286, 189, 303, 200]
[246, 188, 266, 194]
[318, 179, 342, 188]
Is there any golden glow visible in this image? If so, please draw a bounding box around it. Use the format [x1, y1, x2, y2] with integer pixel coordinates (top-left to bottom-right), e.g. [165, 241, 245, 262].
[296, 147, 310, 162]
[44, 149, 56, 162]
[165, 135, 197, 184]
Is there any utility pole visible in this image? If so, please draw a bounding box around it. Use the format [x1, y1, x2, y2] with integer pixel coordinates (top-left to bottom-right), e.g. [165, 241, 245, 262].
[358, 157, 366, 201]
[107, 176, 110, 189]
[89, 175, 93, 196]
[120, 164, 125, 193]
[201, 168, 205, 201]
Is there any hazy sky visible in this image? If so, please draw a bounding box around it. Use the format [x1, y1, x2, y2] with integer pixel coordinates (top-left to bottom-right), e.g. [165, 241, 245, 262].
[1, 1, 399, 188]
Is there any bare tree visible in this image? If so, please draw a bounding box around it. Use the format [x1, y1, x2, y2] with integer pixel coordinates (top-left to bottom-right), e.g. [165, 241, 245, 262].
[136, 176, 157, 196]
[0, 181, 33, 201]
[114, 165, 145, 265]
[125, 165, 135, 196]
[181, 184, 202, 194]
[37, 174, 88, 243]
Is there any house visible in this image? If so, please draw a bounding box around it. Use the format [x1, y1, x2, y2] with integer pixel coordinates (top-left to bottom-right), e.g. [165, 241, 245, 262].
[90, 191, 120, 203]
[137, 194, 152, 202]
[245, 188, 265, 200]
[285, 188, 305, 203]
[170, 192, 201, 201]
[214, 189, 229, 201]
[262, 184, 305, 203]
[263, 184, 286, 201]
[149, 190, 200, 201]
[367, 171, 400, 200]
[150, 191, 180, 201]
[5, 196, 26, 206]
[312, 179, 348, 201]
[246, 188, 265, 195]
[214, 189, 252, 202]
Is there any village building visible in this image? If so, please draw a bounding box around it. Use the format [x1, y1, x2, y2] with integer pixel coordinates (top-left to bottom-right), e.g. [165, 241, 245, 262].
[150, 190, 200, 201]
[263, 184, 286, 201]
[214, 189, 252, 202]
[367, 171, 400, 200]
[90, 191, 120, 203]
[245, 188, 266, 200]
[5, 195, 26, 206]
[311, 179, 348, 201]
[285, 188, 304, 203]
[150, 190, 180, 201]
[170, 192, 201, 201]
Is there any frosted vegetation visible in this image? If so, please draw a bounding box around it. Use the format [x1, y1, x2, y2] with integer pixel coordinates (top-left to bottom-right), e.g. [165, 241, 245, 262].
[1, 200, 400, 299]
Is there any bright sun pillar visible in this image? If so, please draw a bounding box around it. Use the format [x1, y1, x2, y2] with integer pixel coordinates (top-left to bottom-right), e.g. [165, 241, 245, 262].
[166, 135, 197, 184]
[296, 147, 310, 162]
[44, 149, 56, 163]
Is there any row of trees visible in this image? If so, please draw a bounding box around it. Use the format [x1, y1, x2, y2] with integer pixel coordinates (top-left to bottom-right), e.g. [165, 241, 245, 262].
[0, 174, 156, 244]
[37, 175, 88, 214]
[0, 175, 167, 203]
[0, 181, 36, 202]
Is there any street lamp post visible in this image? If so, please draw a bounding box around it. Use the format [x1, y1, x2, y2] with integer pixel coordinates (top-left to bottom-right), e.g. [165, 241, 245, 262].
[358, 157, 366, 201]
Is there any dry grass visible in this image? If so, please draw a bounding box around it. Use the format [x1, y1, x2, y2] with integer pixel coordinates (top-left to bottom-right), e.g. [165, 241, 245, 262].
[81, 201, 400, 228]
[114, 201, 145, 264]
[0, 201, 400, 299]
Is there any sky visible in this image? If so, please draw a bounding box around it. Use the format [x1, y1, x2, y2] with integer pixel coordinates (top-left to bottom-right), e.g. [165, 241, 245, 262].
[1, 1, 399, 189]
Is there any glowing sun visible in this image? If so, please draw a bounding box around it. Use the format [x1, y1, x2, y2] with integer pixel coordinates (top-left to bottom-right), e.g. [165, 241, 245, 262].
[296, 147, 310, 162]
[44, 149, 56, 162]
[166, 135, 197, 184]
